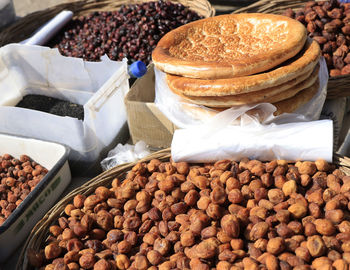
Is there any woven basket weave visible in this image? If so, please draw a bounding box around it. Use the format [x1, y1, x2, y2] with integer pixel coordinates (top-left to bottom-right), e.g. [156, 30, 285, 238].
[233, 0, 350, 99]
[0, 0, 215, 47]
[17, 148, 350, 269]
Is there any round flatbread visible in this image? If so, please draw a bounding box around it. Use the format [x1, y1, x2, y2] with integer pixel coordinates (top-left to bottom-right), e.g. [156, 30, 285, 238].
[172, 64, 319, 107]
[166, 39, 321, 96]
[152, 13, 307, 79]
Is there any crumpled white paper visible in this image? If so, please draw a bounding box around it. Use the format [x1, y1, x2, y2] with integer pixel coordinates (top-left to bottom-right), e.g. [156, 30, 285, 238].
[101, 141, 151, 170]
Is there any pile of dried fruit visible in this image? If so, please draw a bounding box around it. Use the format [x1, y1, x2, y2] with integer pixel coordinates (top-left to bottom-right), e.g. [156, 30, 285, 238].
[28, 158, 350, 269]
[284, 0, 350, 77]
[49, 1, 202, 65]
[0, 154, 48, 225]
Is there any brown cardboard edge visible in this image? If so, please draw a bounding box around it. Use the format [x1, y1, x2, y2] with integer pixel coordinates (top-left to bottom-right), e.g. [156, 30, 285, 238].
[125, 65, 177, 149]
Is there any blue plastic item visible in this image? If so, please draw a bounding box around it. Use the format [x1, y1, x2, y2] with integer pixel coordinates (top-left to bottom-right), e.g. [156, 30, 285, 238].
[128, 61, 147, 78]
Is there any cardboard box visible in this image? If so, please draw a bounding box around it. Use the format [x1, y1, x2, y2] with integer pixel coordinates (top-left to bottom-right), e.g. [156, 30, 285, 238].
[125, 65, 176, 149]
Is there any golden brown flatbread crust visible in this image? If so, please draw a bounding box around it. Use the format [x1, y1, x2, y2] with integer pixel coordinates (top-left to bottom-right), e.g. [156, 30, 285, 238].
[179, 79, 320, 119]
[165, 39, 321, 96]
[172, 65, 319, 107]
[273, 78, 319, 116]
[152, 13, 307, 79]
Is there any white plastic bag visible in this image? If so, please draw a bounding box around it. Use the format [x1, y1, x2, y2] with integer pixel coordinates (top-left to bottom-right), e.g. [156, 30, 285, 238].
[171, 104, 333, 162]
[0, 44, 129, 169]
[101, 141, 151, 171]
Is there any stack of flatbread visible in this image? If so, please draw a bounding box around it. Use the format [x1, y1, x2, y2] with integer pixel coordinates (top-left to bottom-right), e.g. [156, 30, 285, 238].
[152, 13, 322, 116]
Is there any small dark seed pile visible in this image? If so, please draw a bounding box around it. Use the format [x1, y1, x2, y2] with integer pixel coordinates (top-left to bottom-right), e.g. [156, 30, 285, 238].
[16, 95, 84, 120]
[48, 0, 203, 65]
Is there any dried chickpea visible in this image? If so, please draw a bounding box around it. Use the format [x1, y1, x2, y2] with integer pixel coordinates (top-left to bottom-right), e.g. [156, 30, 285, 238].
[314, 219, 336, 235]
[193, 175, 209, 189]
[45, 244, 62, 260]
[210, 186, 227, 205]
[325, 209, 344, 224]
[201, 226, 217, 239]
[93, 259, 111, 270]
[146, 250, 162, 265]
[333, 259, 348, 270]
[265, 253, 279, 270]
[49, 225, 63, 237]
[95, 186, 110, 200]
[64, 251, 80, 265]
[226, 177, 241, 191]
[154, 238, 170, 256]
[115, 254, 130, 270]
[180, 230, 195, 247]
[312, 257, 332, 268]
[307, 235, 326, 257]
[134, 255, 149, 270]
[282, 180, 297, 196]
[221, 214, 240, 238]
[117, 240, 131, 254]
[228, 189, 243, 204]
[64, 204, 76, 216]
[217, 261, 232, 270]
[250, 222, 269, 240]
[195, 238, 219, 259]
[268, 189, 285, 204]
[298, 162, 317, 175]
[267, 237, 285, 255]
[242, 257, 259, 270]
[230, 239, 244, 250]
[288, 203, 307, 219]
[206, 203, 222, 220]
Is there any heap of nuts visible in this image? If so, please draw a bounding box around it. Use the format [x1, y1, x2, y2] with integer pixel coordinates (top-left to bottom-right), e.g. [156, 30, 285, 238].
[284, 0, 350, 77]
[28, 158, 350, 269]
[0, 154, 48, 226]
[48, 1, 202, 65]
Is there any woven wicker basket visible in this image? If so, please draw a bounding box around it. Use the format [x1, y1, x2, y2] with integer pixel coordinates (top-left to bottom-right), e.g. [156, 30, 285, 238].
[17, 148, 350, 270]
[0, 0, 215, 47]
[233, 0, 350, 99]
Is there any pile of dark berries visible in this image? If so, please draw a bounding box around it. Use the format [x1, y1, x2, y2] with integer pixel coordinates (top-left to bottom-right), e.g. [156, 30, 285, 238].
[48, 1, 203, 65]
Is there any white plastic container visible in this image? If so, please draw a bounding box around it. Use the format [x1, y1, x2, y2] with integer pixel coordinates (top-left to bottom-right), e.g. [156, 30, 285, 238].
[0, 133, 71, 262]
[0, 44, 130, 172]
